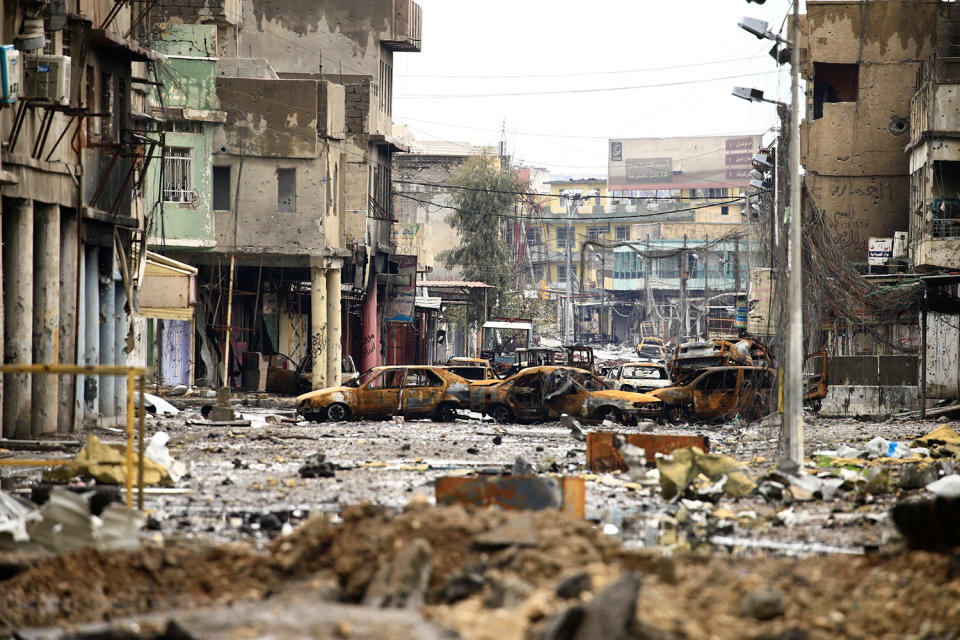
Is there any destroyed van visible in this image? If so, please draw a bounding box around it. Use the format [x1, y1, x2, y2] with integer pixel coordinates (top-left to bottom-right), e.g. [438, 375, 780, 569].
[669, 339, 753, 383]
[605, 361, 672, 393]
[296, 365, 470, 422]
[650, 365, 775, 423]
[469, 365, 663, 424]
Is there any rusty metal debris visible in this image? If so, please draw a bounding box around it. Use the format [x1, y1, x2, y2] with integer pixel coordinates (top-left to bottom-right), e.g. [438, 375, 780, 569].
[585, 432, 710, 472]
[435, 475, 585, 518]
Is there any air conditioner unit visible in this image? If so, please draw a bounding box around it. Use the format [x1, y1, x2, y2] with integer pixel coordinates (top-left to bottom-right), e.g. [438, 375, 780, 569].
[0, 45, 19, 104]
[892, 231, 908, 259]
[22, 54, 70, 105]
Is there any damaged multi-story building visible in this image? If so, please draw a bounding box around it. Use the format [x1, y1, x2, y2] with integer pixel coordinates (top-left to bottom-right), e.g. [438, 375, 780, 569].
[143, 0, 422, 389]
[0, 0, 161, 437]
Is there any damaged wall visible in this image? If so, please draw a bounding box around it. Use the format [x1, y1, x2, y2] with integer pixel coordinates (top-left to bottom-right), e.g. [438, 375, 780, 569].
[801, 0, 942, 262]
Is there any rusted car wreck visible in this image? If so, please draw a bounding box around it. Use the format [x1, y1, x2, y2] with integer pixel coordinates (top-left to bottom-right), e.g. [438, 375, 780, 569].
[650, 366, 776, 423]
[296, 366, 470, 422]
[469, 366, 663, 424]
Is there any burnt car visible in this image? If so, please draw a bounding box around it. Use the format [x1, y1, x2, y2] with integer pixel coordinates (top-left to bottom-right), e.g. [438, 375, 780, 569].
[606, 361, 672, 393]
[669, 339, 753, 383]
[469, 365, 663, 424]
[649, 366, 775, 423]
[296, 365, 470, 422]
[636, 337, 668, 362]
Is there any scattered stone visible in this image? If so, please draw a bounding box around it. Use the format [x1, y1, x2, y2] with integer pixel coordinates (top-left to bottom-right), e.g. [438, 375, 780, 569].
[168, 384, 189, 397]
[363, 538, 432, 609]
[555, 571, 591, 599]
[542, 606, 585, 640]
[570, 571, 640, 640]
[865, 467, 891, 495]
[738, 588, 786, 620]
[492, 436, 503, 445]
[473, 513, 538, 549]
[939, 416, 950, 423]
[299, 452, 337, 478]
[466, 447, 480, 456]
[897, 463, 939, 490]
[512, 456, 534, 475]
[440, 569, 486, 603]
[145, 515, 163, 531]
[209, 387, 237, 422]
[265, 415, 282, 424]
[483, 572, 531, 609]
[562, 414, 586, 442]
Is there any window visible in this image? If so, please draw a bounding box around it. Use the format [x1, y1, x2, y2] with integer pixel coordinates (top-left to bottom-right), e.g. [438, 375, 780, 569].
[532, 265, 545, 281]
[557, 264, 566, 282]
[587, 225, 607, 239]
[721, 206, 729, 216]
[813, 62, 858, 120]
[526, 226, 542, 246]
[378, 55, 393, 116]
[556, 226, 568, 247]
[706, 188, 729, 198]
[213, 166, 231, 211]
[615, 225, 629, 241]
[100, 71, 114, 141]
[405, 368, 443, 387]
[277, 168, 296, 212]
[698, 370, 738, 391]
[163, 147, 194, 203]
[367, 369, 404, 389]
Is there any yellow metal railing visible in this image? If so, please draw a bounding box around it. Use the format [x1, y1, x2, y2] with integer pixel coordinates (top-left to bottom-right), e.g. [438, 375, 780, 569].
[0, 364, 150, 509]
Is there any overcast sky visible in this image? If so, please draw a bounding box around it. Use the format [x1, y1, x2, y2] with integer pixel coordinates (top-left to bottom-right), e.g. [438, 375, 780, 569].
[393, 0, 799, 178]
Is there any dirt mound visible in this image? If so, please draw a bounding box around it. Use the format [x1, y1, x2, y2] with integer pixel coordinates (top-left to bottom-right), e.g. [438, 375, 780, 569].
[0, 504, 619, 630]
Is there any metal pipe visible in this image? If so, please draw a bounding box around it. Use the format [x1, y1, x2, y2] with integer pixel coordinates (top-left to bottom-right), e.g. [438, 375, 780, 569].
[781, 0, 804, 473]
[125, 371, 134, 508]
[138, 374, 146, 510]
[221, 254, 236, 387]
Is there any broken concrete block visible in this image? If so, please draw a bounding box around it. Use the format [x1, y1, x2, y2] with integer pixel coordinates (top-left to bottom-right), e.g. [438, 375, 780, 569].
[209, 387, 237, 422]
[555, 571, 592, 599]
[483, 572, 531, 609]
[738, 588, 786, 620]
[865, 467, 891, 495]
[362, 538, 432, 609]
[435, 476, 585, 518]
[897, 463, 939, 490]
[571, 572, 640, 640]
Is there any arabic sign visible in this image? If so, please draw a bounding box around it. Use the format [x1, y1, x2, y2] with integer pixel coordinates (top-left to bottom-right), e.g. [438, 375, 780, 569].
[384, 255, 418, 324]
[867, 237, 893, 266]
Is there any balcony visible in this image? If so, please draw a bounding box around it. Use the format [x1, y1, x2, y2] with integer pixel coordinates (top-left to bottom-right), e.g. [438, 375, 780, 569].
[383, 0, 423, 52]
[910, 59, 960, 146]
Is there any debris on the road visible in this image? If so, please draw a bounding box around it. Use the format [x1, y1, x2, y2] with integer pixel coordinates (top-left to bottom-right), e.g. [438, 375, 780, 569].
[0, 487, 143, 554]
[435, 476, 585, 517]
[135, 392, 180, 416]
[656, 447, 755, 499]
[925, 474, 960, 498]
[42, 435, 176, 487]
[585, 431, 709, 472]
[298, 452, 338, 478]
[144, 432, 185, 483]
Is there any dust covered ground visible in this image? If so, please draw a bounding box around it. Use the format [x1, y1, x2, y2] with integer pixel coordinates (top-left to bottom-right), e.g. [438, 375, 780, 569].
[1, 396, 957, 638]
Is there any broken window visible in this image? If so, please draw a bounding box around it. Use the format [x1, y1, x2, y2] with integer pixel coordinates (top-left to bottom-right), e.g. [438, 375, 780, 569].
[813, 62, 858, 120]
[405, 368, 443, 387]
[698, 370, 738, 391]
[100, 70, 113, 141]
[277, 168, 296, 212]
[163, 147, 194, 203]
[213, 166, 230, 211]
[368, 369, 404, 389]
[931, 160, 960, 236]
[526, 226, 542, 246]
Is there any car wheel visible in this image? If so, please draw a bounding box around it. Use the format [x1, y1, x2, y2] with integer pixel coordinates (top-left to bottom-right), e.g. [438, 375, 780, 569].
[488, 404, 513, 424]
[326, 403, 350, 422]
[434, 403, 459, 422]
[665, 405, 687, 424]
[598, 406, 621, 424]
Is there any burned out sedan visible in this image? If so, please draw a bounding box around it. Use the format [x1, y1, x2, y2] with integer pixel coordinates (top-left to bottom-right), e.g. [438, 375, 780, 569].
[469, 366, 663, 424]
[649, 366, 776, 423]
[296, 366, 470, 422]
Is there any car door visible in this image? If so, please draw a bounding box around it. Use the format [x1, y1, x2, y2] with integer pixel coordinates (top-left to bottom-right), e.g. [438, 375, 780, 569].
[692, 369, 740, 420]
[358, 368, 404, 417]
[507, 371, 547, 420]
[401, 367, 446, 417]
[543, 369, 589, 419]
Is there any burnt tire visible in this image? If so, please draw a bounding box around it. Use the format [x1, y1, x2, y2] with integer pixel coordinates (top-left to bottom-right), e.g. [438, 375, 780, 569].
[326, 403, 350, 422]
[434, 403, 459, 423]
[597, 406, 622, 424]
[488, 404, 513, 424]
[665, 405, 687, 424]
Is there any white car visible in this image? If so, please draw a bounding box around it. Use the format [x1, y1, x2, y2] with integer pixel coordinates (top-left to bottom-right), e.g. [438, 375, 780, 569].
[605, 361, 672, 393]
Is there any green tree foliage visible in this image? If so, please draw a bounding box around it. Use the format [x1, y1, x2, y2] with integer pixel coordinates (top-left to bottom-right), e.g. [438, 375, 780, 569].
[439, 155, 528, 328]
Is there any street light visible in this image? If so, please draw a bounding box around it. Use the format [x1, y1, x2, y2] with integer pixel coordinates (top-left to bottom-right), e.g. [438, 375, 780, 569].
[732, 86, 784, 107]
[734, 1, 804, 475]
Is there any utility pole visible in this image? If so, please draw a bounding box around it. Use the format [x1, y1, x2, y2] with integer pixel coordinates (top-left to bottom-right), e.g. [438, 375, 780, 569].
[703, 234, 710, 338]
[782, 0, 804, 473]
[564, 194, 578, 344]
[680, 234, 688, 340]
[599, 251, 606, 343]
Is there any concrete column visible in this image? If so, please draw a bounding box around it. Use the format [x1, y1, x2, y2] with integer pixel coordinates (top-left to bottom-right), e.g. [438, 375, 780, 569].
[0, 198, 4, 433]
[84, 245, 100, 419]
[3, 198, 34, 439]
[311, 266, 328, 390]
[31, 203, 60, 436]
[326, 267, 342, 387]
[99, 264, 116, 420]
[361, 274, 380, 372]
[114, 282, 128, 417]
[58, 209, 78, 433]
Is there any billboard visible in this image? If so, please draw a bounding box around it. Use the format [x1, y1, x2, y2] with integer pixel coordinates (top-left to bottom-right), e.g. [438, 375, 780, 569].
[608, 135, 763, 191]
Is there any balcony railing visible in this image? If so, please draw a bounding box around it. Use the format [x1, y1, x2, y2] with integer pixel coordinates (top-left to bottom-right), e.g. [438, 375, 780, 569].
[933, 218, 960, 238]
